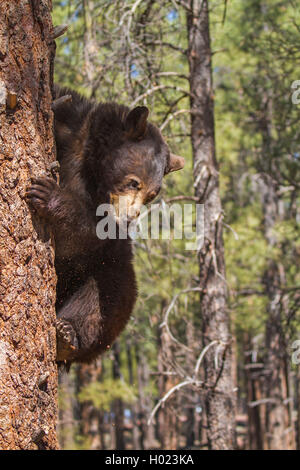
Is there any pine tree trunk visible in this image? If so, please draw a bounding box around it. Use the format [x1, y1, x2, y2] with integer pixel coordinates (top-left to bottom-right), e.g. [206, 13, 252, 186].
[296, 368, 300, 450]
[112, 341, 125, 449]
[83, 0, 97, 90]
[157, 326, 178, 450]
[256, 82, 295, 449]
[135, 345, 156, 449]
[186, 0, 236, 449]
[259, 176, 294, 449]
[58, 370, 76, 450]
[244, 334, 264, 450]
[0, 0, 58, 450]
[126, 339, 140, 450]
[185, 319, 195, 448]
[77, 361, 102, 449]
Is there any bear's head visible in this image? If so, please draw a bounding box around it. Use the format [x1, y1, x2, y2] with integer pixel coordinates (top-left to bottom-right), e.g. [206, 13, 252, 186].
[89, 105, 184, 224]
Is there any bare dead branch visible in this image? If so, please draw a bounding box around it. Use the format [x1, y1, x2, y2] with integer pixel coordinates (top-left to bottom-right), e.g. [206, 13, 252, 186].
[160, 287, 202, 351]
[160, 109, 191, 131]
[164, 195, 199, 203]
[130, 85, 191, 107]
[147, 379, 196, 425]
[52, 24, 68, 40]
[52, 94, 72, 111]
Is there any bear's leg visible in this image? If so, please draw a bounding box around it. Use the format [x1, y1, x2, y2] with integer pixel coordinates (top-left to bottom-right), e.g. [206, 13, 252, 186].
[56, 256, 137, 364]
[94, 254, 137, 353]
[26, 177, 100, 258]
[56, 276, 102, 362]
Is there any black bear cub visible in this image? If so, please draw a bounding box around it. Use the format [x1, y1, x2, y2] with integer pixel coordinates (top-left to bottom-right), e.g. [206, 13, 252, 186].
[27, 86, 184, 366]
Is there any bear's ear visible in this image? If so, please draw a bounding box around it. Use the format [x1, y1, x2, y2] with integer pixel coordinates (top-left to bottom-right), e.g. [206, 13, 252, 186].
[125, 106, 149, 140]
[168, 153, 185, 173]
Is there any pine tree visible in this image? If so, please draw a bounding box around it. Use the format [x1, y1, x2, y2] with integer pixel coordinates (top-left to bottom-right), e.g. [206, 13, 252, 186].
[0, 0, 58, 450]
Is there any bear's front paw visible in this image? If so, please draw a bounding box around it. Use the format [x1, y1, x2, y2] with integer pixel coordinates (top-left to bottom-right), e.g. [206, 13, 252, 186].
[56, 318, 78, 362]
[56, 318, 79, 362]
[26, 176, 61, 219]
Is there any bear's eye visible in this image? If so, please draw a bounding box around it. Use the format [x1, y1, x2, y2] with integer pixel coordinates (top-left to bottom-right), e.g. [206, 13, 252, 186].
[128, 179, 140, 190]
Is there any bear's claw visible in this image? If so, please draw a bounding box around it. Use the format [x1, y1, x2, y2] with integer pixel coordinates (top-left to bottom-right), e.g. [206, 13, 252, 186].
[26, 176, 60, 219]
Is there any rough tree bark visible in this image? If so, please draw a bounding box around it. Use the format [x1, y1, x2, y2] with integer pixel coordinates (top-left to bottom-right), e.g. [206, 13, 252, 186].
[0, 0, 58, 449]
[186, 0, 236, 449]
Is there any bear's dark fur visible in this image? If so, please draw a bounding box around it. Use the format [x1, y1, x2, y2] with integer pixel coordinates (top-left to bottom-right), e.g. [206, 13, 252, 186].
[26, 86, 184, 365]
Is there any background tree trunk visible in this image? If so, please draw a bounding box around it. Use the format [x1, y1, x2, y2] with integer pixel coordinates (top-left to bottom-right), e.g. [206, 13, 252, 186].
[112, 341, 125, 449]
[157, 325, 178, 450]
[77, 361, 102, 449]
[244, 334, 264, 450]
[0, 0, 58, 450]
[58, 370, 77, 450]
[257, 83, 295, 450]
[259, 175, 294, 449]
[135, 345, 156, 450]
[186, 0, 236, 449]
